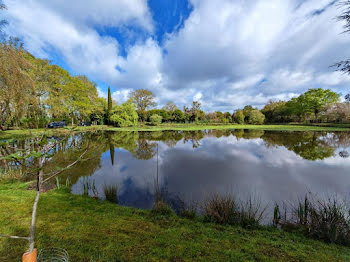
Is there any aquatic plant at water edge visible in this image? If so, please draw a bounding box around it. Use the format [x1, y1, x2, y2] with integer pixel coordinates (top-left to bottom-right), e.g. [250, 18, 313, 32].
[82, 177, 99, 198]
[103, 184, 118, 204]
[203, 193, 238, 225]
[203, 193, 267, 228]
[151, 200, 175, 216]
[274, 194, 350, 245]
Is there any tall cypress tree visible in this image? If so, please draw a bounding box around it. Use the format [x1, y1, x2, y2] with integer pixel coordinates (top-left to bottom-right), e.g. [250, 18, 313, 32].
[107, 87, 112, 124]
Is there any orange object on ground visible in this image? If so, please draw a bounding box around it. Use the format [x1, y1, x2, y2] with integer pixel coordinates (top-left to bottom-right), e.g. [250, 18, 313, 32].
[22, 249, 37, 262]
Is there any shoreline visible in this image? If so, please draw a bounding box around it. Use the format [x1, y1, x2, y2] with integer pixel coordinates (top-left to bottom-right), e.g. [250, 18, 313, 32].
[1, 181, 350, 261]
[1, 123, 350, 140]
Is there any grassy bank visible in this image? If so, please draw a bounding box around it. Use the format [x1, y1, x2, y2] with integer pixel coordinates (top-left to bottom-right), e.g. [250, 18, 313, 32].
[0, 125, 109, 140]
[107, 123, 350, 132]
[1, 182, 350, 261]
[1, 123, 350, 140]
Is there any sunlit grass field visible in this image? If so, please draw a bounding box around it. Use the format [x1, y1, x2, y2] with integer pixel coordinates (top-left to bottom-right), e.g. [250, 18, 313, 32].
[1, 181, 350, 261]
[1, 123, 350, 140]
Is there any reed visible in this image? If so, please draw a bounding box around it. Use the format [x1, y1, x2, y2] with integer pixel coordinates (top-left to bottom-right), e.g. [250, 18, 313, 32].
[82, 177, 99, 198]
[103, 184, 118, 204]
[275, 194, 350, 245]
[203, 193, 267, 228]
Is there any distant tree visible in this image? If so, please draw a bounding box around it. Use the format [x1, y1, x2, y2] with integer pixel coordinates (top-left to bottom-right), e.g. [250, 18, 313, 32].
[146, 109, 170, 122]
[110, 100, 138, 127]
[129, 89, 156, 121]
[285, 97, 305, 122]
[197, 110, 205, 121]
[323, 102, 350, 123]
[245, 109, 265, 125]
[298, 88, 339, 120]
[0, 40, 35, 128]
[173, 109, 185, 123]
[190, 101, 201, 122]
[242, 105, 255, 122]
[261, 101, 288, 123]
[90, 97, 107, 125]
[216, 111, 224, 121]
[107, 87, 112, 123]
[163, 101, 178, 112]
[149, 114, 162, 126]
[224, 112, 232, 123]
[233, 110, 244, 124]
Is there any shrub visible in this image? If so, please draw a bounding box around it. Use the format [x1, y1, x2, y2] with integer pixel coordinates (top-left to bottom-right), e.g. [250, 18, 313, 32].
[203, 193, 238, 225]
[179, 200, 198, 220]
[246, 109, 265, 125]
[238, 197, 267, 229]
[306, 198, 350, 244]
[150, 114, 162, 126]
[110, 101, 138, 127]
[103, 184, 118, 204]
[203, 193, 266, 228]
[233, 110, 244, 124]
[151, 201, 175, 216]
[276, 195, 350, 245]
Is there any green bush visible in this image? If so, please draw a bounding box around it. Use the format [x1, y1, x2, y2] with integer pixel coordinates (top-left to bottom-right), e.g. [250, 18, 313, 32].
[233, 110, 244, 124]
[149, 114, 162, 126]
[110, 101, 138, 127]
[151, 201, 175, 216]
[246, 109, 265, 125]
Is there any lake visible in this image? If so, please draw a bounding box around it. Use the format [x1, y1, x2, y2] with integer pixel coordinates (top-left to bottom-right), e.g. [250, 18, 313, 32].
[2, 129, 350, 213]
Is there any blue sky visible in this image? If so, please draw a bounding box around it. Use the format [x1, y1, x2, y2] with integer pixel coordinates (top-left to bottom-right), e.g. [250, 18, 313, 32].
[3, 0, 350, 112]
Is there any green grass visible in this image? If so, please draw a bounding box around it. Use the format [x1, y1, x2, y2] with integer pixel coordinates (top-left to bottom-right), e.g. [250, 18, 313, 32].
[0, 125, 109, 140]
[1, 123, 350, 140]
[1, 182, 350, 261]
[107, 123, 350, 132]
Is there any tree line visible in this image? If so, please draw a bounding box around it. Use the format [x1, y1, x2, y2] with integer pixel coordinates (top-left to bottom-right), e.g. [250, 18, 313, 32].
[125, 87, 348, 126]
[0, 38, 348, 130]
[1, 1, 350, 129]
[0, 39, 106, 129]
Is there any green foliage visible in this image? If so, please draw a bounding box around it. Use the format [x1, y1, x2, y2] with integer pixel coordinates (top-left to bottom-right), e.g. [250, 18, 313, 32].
[0, 42, 106, 129]
[151, 201, 175, 216]
[129, 89, 156, 121]
[301, 88, 339, 118]
[162, 101, 178, 113]
[233, 110, 244, 124]
[2, 182, 350, 261]
[147, 109, 169, 122]
[245, 109, 265, 125]
[261, 101, 288, 123]
[110, 101, 138, 127]
[107, 87, 112, 123]
[173, 109, 186, 123]
[149, 114, 162, 126]
[103, 184, 118, 204]
[283, 89, 339, 122]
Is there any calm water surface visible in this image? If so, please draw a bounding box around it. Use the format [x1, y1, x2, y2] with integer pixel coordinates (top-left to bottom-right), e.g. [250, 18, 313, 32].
[68, 130, 350, 210]
[3, 129, 350, 211]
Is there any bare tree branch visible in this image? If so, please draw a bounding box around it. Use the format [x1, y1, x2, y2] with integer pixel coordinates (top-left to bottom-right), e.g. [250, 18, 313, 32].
[0, 234, 29, 240]
[42, 145, 89, 183]
[333, 1, 350, 73]
[29, 191, 40, 252]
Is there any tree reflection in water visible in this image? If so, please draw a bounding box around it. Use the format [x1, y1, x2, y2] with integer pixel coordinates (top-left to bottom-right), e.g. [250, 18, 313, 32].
[2, 129, 350, 194]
